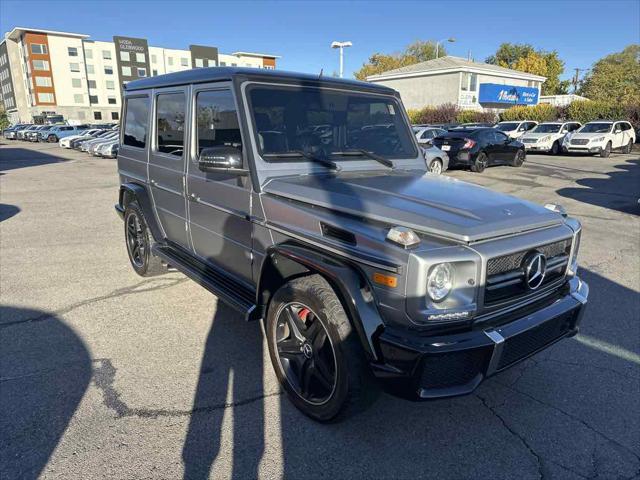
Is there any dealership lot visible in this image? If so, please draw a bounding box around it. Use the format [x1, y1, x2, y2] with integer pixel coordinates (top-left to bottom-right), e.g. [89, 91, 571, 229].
[1, 142, 638, 479]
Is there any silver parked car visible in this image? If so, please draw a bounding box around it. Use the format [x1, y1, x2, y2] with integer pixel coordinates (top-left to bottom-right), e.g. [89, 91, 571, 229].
[116, 68, 588, 422]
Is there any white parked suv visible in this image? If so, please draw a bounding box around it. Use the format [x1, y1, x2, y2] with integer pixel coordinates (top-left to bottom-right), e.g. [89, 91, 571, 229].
[520, 121, 582, 155]
[494, 120, 538, 139]
[564, 121, 636, 157]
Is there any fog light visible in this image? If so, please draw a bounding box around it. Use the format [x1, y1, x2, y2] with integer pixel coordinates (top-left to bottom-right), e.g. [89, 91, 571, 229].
[427, 263, 454, 302]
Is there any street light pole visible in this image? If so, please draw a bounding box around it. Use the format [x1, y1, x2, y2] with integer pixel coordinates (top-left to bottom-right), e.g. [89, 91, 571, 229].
[331, 41, 352, 78]
[435, 37, 456, 59]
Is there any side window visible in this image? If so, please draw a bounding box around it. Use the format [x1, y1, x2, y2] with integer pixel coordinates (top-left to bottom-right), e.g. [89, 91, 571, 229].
[494, 131, 509, 142]
[195, 90, 242, 154]
[123, 96, 149, 148]
[421, 130, 433, 140]
[156, 93, 186, 157]
[622, 122, 631, 131]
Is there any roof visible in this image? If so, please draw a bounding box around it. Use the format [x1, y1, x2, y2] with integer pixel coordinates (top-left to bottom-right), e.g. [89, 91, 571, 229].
[6, 27, 89, 41]
[231, 51, 281, 59]
[367, 56, 546, 82]
[124, 67, 395, 92]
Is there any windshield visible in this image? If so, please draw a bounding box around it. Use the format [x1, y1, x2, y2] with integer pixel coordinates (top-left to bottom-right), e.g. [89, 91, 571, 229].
[247, 85, 417, 162]
[532, 124, 561, 133]
[580, 123, 612, 133]
[496, 122, 519, 131]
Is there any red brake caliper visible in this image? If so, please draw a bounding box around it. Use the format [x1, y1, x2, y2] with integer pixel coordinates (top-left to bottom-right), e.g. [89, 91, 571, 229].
[298, 308, 310, 322]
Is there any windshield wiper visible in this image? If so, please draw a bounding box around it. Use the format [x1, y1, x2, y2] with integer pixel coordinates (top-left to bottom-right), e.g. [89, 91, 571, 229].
[331, 149, 394, 169]
[263, 150, 341, 171]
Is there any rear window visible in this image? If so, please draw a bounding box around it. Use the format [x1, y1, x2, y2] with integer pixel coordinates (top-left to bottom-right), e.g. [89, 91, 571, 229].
[123, 96, 150, 148]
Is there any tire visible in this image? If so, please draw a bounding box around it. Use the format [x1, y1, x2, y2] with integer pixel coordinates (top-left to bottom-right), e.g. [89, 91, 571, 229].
[470, 152, 487, 173]
[624, 139, 633, 154]
[429, 158, 443, 175]
[511, 149, 526, 167]
[600, 142, 611, 158]
[551, 141, 560, 155]
[47, 134, 57, 143]
[265, 275, 377, 422]
[123, 201, 165, 277]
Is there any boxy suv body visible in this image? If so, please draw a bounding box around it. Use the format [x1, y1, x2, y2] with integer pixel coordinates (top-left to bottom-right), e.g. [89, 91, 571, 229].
[116, 68, 588, 422]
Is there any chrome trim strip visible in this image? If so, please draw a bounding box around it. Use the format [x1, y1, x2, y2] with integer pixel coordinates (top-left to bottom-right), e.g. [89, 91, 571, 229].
[485, 330, 505, 376]
[192, 196, 249, 220]
[151, 180, 183, 197]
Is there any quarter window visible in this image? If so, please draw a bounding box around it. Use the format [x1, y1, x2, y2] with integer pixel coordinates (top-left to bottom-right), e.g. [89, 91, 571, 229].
[124, 96, 149, 148]
[195, 90, 242, 153]
[156, 93, 186, 156]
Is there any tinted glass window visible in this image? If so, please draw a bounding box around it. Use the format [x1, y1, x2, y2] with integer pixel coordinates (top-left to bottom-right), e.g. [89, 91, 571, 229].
[494, 131, 509, 142]
[196, 90, 242, 153]
[124, 96, 149, 148]
[156, 93, 185, 156]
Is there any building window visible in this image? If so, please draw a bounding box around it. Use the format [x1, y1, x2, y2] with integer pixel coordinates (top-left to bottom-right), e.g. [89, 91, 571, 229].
[94, 111, 102, 120]
[112, 111, 119, 120]
[181, 57, 189, 67]
[36, 76, 53, 87]
[77, 111, 86, 119]
[88, 80, 97, 89]
[89, 95, 98, 104]
[104, 66, 113, 75]
[231, 63, 237, 67]
[108, 96, 117, 104]
[70, 63, 80, 72]
[156, 92, 185, 155]
[74, 94, 83, 103]
[106, 80, 115, 89]
[168, 57, 174, 66]
[120, 51, 130, 62]
[122, 66, 131, 76]
[210, 60, 217, 67]
[85, 49, 93, 59]
[32, 60, 50, 71]
[195, 58, 204, 68]
[37, 92, 54, 103]
[220, 62, 226, 66]
[86, 64, 95, 74]
[152, 69, 158, 76]
[31, 44, 48, 55]
[461, 72, 478, 92]
[124, 96, 149, 148]
[196, 90, 241, 153]
[71, 78, 82, 88]
[137, 67, 147, 77]
[68, 47, 78, 56]
[102, 50, 111, 60]
[136, 53, 145, 63]
[151, 54, 157, 64]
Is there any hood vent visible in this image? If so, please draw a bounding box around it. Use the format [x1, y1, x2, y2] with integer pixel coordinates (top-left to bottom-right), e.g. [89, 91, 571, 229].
[320, 222, 356, 245]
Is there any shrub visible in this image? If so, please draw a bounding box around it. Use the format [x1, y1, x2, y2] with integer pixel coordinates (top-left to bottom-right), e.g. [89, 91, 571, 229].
[410, 103, 460, 124]
[566, 100, 626, 125]
[456, 109, 498, 124]
[499, 104, 558, 122]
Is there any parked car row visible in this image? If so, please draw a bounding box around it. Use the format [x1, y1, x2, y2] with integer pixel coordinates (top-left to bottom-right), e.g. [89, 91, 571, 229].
[63, 126, 120, 158]
[2, 122, 118, 143]
[414, 119, 637, 174]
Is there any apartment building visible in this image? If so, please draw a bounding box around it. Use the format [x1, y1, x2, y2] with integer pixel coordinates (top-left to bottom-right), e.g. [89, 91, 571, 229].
[0, 27, 279, 124]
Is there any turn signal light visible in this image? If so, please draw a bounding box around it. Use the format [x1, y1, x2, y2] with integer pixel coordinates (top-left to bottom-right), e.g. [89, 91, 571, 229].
[373, 273, 398, 288]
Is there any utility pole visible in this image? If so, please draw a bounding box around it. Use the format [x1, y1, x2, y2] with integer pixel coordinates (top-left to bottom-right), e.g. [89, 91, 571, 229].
[572, 68, 589, 93]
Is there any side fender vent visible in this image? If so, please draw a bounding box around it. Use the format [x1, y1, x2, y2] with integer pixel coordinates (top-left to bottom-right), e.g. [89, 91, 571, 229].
[320, 222, 356, 245]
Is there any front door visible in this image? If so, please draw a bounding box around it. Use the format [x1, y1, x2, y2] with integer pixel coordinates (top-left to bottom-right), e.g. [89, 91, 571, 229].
[492, 130, 513, 162]
[148, 87, 190, 248]
[186, 85, 253, 283]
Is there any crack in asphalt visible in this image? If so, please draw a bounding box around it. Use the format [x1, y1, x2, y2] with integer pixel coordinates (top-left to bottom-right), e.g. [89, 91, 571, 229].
[0, 276, 188, 329]
[92, 358, 281, 419]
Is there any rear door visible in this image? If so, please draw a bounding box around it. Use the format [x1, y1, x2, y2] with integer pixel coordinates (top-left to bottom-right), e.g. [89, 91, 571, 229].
[612, 122, 625, 148]
[493, 130, 514, 162]
[186, 84, 253, 283]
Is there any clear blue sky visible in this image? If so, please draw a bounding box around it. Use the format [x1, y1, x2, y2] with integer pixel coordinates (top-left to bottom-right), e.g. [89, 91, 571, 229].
[1, 0, 638, 80]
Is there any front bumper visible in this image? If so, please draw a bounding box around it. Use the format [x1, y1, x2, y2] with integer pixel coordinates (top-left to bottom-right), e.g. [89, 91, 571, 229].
[565, 144, 601, 153]
[524, 144, 551, 152]
[371, 276, 588, 400]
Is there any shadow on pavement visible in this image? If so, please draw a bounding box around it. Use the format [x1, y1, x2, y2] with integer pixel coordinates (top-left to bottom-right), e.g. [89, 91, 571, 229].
[556, 158, 640, 214]
[0, 306, 92, 480]
[0, 147, 73, 172]
[0, 204, 20, 222]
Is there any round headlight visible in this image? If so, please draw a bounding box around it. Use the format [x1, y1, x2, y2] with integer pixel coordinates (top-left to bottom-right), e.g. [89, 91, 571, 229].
[427, 263, 454, 302]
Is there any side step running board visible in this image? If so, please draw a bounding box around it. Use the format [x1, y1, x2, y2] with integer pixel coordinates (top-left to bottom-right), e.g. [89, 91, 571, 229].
[152, 244, 260, 321]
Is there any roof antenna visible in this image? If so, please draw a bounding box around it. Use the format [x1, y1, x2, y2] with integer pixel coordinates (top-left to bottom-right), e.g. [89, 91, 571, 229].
[318, 68, 323, 79]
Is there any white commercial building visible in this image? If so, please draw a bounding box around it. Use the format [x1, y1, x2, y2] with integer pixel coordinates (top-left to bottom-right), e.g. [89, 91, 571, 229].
[0, 27, 279, 124]
[367, 56, 546, 112]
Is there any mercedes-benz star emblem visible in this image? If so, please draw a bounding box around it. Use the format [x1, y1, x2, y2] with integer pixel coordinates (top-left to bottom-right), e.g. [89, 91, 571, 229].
[523, 251, 547, 290]
[301, 343, 313, 359]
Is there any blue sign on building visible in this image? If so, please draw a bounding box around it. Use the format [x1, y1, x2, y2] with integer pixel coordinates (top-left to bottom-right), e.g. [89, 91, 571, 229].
[478, 83, 539, 105]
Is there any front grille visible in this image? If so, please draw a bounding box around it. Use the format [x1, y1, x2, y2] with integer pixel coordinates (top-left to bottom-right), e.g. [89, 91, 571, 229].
[571, 138, 589, 145]
[420, 348, 490, 390]
[497, 310, 576, 370]
[522, 138, 537, 144]
[484, 239, 571, 308]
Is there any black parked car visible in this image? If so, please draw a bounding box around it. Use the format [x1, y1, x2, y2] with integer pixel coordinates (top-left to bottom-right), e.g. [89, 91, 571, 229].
[432, 127, 525, 173]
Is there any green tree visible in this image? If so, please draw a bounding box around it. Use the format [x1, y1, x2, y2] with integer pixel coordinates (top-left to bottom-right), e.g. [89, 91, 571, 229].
[580, 45, 640, 104]
[0, 106, 9, 130]
[354, 40, 445, 80]
[487, 43, 569, 95]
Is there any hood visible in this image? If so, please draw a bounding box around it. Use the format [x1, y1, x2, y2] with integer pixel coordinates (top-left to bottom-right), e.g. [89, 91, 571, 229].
[522, 132, 558, 140]
[570, 131, 608, 140]
[263, 171, 563, 243]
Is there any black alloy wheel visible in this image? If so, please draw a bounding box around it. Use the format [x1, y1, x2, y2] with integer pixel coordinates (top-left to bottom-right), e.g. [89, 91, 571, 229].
[274, 302, 337, 405]
[600, 141, 611, 158]
[625, 139, 633, 154]
[47, 134, 57, 143]
[123, 202, 164, 276]
[471, 152, 488, 173]
[512, 149, 525, 167]
[551, 141, 560, 155]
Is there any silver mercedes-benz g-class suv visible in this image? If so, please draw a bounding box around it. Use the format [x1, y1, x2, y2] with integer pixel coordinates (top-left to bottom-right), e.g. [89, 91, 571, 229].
[116, 68, 588, 422]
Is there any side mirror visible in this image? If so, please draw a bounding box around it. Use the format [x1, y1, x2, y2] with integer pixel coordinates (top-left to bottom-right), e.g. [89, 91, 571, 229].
[198, 146, 246, 174]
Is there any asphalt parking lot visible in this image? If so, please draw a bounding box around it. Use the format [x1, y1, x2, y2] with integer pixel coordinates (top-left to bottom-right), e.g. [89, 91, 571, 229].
[1, 141, 639, 480]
